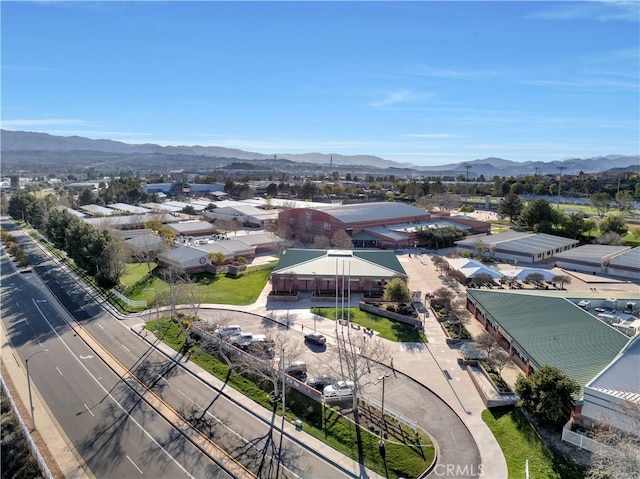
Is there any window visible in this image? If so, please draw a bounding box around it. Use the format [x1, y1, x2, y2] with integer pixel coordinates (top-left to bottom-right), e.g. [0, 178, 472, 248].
[324, 222, 331, 230]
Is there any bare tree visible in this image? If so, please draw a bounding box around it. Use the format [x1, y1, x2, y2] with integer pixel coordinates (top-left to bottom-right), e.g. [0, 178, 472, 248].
[587, 402, 640, 479]
[474, 240, 489, 258]
[490, 350, 511, 374]
[552, 274, 571, 290]
[433, 286, 456, 312]
[525, 272, 545, 287]
[431, 255, 449, 276]
[447, 302, 471, 337]
[127, 233, 166, 273]
[312, 235, 331, 249]
[472, 273, 495, 288]
[326, 330, 392, 421]
[281, 272, 298, 294]
[474, 331, 499, 359]
[331, 230, 354, 249]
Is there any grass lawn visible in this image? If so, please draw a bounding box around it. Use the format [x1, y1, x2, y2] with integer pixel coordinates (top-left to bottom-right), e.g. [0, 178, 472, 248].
[121, 262, 156, 288]
[482, 407, 587, 479]
[146, 318, 434, 478]
[126, 266, 272, 306]
[314, 307, 426, 342]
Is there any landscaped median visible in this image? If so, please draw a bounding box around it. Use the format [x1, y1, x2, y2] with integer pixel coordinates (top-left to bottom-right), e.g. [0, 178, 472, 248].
[313, 307, 427, 342]
[145, 316, 435, 479]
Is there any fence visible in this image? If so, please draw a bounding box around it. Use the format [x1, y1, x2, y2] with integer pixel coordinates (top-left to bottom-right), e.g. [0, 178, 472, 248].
[360, 393, 419, 434]
[1, 377, 53, 479]
[109, 289, 147, 308]
[561, 420, 600, 452]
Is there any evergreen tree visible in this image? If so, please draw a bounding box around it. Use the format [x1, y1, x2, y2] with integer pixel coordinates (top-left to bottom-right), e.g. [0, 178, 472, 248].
[497, 192, 523, 221]
[515, 365, 580, 426]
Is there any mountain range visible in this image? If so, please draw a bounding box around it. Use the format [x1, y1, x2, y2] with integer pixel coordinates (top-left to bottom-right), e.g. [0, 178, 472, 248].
[2, 129, 638, 177]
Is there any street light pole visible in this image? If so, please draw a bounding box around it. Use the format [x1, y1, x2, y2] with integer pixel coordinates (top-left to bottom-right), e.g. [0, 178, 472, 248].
[378, 375, 387, 438]
[26, 349, 49, 431]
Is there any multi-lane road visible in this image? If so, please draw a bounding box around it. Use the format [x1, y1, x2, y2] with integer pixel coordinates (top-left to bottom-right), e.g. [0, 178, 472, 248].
[1, 220, 359, 479]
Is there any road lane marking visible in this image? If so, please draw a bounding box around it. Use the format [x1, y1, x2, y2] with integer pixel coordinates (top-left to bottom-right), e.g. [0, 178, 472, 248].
[127, 455, 144, 475]
[97, 324, 105, 330]
[122, 345, 131, 352]
[84, 403, 95, 417]
[157, 374, 168, 383]
[56, 367, 63, 376]
[79, 355, 94, 360]
[30, 298, 196, 479]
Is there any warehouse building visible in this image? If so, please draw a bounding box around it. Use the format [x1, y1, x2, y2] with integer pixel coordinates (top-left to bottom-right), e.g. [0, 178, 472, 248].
[456, 231, 579, 264]
[553, 244, 633, 277]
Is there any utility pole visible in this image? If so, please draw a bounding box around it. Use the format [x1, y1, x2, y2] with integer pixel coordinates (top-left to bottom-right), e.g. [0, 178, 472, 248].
[464, 164, 472, 202]
[557, 166, 566, 208]
[26, 349, 49, 430]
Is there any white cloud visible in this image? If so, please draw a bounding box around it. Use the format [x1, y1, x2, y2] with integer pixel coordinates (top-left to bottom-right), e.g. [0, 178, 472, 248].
[408, 66, 498, 79]
[367, 90, 411, 108]
[528, 1, 639, 22]
[401, 133, 462, 139]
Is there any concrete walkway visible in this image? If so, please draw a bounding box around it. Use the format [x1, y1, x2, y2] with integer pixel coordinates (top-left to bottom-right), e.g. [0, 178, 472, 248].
[4, 244, 508, 478]
[236, 252, 508, 479]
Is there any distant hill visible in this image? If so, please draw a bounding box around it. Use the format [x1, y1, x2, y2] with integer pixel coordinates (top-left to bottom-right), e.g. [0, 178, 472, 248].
[1, 129, 638, 177]
[0, 129, 405, 169]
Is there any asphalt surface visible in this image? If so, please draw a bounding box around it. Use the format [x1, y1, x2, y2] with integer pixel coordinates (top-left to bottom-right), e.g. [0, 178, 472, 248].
[2, 220, 370, 479]
[198, 309, 482, 478]
[1, 255, 224, 479]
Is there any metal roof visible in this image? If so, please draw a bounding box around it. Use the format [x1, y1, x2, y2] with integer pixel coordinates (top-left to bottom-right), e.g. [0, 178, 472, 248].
[273, 249, 406, 278]
[585, 336, 640, 403]
[108, 203, 151, 214]
[80, 204, 116, 216]
[310, 202, 429, 224]
[467, 289, 631, 395]
[362, 227, 410, 241]
[168, 221, 215, 234]
[554, 244, 630, 262]
[609, 247, 640, 271]
[456, 231, 530, 247]
[495, 233, 579, 254]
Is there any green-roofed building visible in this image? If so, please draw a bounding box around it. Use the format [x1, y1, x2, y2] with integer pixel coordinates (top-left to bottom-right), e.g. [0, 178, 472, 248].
[465, 289, 631, 403]
[271, 249, 406, 294]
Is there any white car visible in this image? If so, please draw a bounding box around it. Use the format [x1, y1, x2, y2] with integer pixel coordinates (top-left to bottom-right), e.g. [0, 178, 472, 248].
[323, 380, 355, 400]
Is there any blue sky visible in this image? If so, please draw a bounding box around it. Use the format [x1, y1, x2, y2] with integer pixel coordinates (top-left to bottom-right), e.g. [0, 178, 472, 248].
[2, 1, 639, 166]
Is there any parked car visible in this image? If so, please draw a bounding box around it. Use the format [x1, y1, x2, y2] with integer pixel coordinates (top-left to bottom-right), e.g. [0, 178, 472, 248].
[323, 380, 355, 400]
[307, 374, 338, 391]
[228, 332, 255, 348]
[283, 361, 307, 380]
[304, 332, 326, 346]
[213, 325, 242, 338]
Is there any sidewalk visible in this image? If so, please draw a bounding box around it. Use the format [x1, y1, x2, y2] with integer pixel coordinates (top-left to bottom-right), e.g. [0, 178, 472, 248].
[124, 318, 385, 479]
[1, 322, 90, 479]
[248, 254, 508, 479]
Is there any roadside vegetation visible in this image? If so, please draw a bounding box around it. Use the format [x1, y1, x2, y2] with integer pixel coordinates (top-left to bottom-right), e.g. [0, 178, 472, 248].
[146, 317, 434, 478]
[482, 407, 587, 479]
[1, 389, 43, 479]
